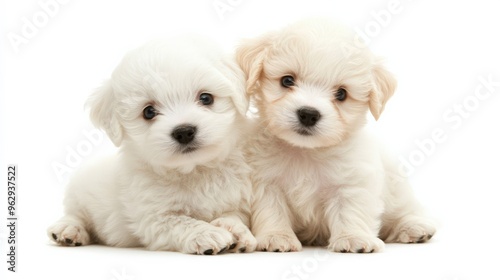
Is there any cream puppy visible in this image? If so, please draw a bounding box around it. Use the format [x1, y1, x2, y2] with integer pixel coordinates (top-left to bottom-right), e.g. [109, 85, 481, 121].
[237, 20, 436, 253]
[48, 37, 257, 255]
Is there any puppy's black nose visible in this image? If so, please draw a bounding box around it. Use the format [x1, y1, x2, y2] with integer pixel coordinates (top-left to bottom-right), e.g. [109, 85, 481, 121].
[171, 125, 197, 144]
[297, 107, 321, 127]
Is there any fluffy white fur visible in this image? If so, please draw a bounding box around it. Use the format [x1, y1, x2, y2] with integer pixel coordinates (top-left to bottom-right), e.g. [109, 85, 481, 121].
[48, 37, 257, 255]
[237, 19, 436, 253]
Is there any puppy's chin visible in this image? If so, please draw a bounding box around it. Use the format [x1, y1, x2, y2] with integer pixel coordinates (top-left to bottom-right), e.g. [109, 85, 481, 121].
[146, 143, 233, 174]
[275, 130, 340, 149]
[267, 117, 344, 149]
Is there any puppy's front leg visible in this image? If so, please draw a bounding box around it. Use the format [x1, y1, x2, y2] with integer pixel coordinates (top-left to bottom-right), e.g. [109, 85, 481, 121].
[326, 186, 385, 253]
[251, 184, 302, 252]
[137, 214, 235, 255]
[211, 212, 257, 253]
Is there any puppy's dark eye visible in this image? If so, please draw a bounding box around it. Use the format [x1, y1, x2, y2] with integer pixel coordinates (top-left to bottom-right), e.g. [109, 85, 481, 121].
[143, 105, 158, 120]
[335, 87, 347, 101]
[199, 93, 214, 106]
[281, 76, 295, 88]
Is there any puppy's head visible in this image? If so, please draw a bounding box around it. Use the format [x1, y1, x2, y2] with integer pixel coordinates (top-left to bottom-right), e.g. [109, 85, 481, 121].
[87, 37, 248, 171]
[237, 19, 396, 149]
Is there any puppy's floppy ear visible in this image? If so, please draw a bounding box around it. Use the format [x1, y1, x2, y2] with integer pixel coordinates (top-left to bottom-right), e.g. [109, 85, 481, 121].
[221, 57, 249, 116]
[236, 32, 275, 94]
[86, 80, 124, 146]
[369, 61, 397, 120]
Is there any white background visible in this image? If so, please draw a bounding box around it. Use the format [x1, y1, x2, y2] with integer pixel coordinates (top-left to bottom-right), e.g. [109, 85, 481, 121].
[1, 0, 500, 279]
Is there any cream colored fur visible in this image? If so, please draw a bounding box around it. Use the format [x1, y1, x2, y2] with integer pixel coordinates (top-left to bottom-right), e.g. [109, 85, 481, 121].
[237, 19, 436, 253]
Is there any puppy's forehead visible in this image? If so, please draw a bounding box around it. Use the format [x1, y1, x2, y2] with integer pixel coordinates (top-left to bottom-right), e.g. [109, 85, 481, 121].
[111, 40, 231, 103]
[267, 22, 374, 84]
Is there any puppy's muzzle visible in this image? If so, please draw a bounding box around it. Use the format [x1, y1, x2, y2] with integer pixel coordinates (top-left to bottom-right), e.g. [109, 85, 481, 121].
[171, 125, 197, 145]
[297, 107, 321, 127]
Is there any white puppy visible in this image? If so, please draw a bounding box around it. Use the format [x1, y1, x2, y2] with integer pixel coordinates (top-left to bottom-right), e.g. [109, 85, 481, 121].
[48, 37, 257, 255]
[237, 19, 436, 253]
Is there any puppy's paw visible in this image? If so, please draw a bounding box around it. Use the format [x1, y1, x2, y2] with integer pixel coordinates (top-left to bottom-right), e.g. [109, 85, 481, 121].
[328, 234, 384, 253]
[256, 233, 302, 252]
[392, 219, 436, 243]
[211, 218, 257, 253]
[47, 222, 90, 247]
[186, 225, 235, 255]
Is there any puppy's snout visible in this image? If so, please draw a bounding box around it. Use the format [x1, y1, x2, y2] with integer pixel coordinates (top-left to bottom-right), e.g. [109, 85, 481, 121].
[171, 125, 197, 144]
[297, 107, 321, 127]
